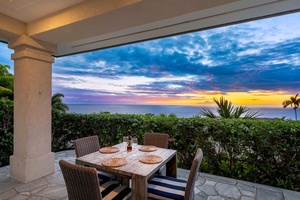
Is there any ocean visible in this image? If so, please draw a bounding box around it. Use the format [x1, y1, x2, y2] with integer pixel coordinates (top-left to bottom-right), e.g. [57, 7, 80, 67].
[67, 104, 298, 120]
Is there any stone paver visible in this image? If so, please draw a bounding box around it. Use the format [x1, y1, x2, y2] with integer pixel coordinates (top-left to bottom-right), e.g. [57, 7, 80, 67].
[0, 150, 299, 200]
[198, 184, 219, 196]
[215, 182, 241, 199]
[256, 188, 283, 200]
[15, 178, 48, 193]
[207, 196, 225, 200]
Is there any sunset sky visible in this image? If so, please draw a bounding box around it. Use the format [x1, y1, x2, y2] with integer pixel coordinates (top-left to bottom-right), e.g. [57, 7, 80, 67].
[1, 12, 300, 108]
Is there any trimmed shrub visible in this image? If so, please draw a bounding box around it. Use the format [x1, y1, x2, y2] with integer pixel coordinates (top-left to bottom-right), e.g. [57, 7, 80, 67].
[0, 98, 13, 166]
[1, 108, 299, 191]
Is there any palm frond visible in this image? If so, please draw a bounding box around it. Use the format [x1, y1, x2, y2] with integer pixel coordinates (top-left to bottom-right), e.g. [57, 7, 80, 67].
[201, 96, 262, 119]
[199, 108, 217, 118]
[52, 93, 69, 113]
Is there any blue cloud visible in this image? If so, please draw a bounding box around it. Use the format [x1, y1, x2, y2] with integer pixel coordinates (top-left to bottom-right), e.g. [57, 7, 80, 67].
[50, 12, 300, 102]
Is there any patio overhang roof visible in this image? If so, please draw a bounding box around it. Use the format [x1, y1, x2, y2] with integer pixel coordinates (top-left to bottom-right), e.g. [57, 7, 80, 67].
[0, 0, 300, 57]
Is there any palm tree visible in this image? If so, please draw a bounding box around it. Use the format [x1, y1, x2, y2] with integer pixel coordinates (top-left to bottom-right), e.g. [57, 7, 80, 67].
[200, 96, 261, 119]
[282, 94, 300, 120]
[52, 93, 69, 113]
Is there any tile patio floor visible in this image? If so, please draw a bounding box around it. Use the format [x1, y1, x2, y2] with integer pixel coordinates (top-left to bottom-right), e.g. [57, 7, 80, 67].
[0, 150, 299, 200]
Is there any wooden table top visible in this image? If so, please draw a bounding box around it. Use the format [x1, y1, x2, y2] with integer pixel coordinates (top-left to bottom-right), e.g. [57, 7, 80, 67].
[76, 143, 177, 200]
[76, 143, 177, 178]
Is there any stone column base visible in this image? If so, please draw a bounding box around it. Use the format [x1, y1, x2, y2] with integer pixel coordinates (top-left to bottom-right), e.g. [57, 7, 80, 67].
[10, 152, 55, 183]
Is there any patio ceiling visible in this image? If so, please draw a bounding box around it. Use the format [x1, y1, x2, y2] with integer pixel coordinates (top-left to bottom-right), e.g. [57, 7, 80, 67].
[0, 0, 300, 57]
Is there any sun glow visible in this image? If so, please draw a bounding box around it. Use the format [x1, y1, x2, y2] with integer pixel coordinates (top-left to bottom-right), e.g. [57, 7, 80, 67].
[137, 91, 294, 108]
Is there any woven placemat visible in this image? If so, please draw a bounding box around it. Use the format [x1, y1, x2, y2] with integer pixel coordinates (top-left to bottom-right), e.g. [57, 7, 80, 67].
[102, 158, 127, 167]
[139, 145, 157, 152]
[139, 155, 163, 164]
[99, 147, 120, 154]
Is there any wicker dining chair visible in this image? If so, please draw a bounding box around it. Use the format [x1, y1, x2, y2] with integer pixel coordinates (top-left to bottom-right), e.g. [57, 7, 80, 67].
[73, 135, 114, 183]
[59, 160, 131, 200]
[143, 133, 169, 148]
[147, 148, 203, 200]
[144, 133, 169, 175]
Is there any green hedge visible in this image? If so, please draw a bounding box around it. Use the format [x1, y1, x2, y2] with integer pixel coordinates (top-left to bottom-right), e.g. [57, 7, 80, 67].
[0, 98, 13, 166]
[0, 103, 299, 191]
[52, 112, 300, 191]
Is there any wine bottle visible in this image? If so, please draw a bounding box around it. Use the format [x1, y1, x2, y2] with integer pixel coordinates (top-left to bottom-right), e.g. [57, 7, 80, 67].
[127, 135, 132, 152]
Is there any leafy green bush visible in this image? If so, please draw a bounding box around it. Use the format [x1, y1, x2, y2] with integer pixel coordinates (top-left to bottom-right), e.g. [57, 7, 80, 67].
[52, 112, 300, 191]
[0, 86, 13, 99]
[1, 108, 299, 191]
[0, 97, 13, 166]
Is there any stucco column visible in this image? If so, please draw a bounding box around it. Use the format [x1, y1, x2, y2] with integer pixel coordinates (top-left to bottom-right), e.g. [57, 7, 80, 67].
[8, 35, 56, 183]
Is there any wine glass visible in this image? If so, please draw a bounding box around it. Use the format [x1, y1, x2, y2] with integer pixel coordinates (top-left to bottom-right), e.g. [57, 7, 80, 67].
[132, 137, 138, 155]
[123, 136, 127, 152]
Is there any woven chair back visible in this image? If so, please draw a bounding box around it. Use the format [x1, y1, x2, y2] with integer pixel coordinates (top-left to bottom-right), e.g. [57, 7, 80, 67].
[143, 132, 169, 148]
[74, 135, 100, 158]
[59, 160, 102, 200]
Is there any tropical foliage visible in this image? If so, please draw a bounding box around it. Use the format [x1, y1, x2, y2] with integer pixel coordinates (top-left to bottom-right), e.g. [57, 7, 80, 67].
[1, 106, 299, 191]
[200, 96, 261, 119]
[0, 97, 13, 166]
[0, 64, 14, 100]
[52, 93, 69, 113]
[50, 113, 299, 191]
[283, 94, 300, 120]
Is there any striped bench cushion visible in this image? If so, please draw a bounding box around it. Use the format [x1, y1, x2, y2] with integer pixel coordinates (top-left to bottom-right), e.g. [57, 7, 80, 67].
[100, 181, 131, 200]
[148, 175, 187, 200]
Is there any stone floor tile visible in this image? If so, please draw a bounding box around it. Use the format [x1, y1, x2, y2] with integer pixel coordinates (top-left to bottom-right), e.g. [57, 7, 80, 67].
[27, 196, 43, 200]
[253, 182, 283, 193]
[177, 168, 190, 179]
[66, 150, 75, 157]
[31, 185, 48, 195]
[0, 172, 10, 179]
[200, 173, 237, 185]
[237, 182, 256, 197]
[239, 188, 256, 198]
[45, 171, 65, 185]
[205, 180, 217, 186]
[0, 166, 10, 173]
[215, 182, 241, 199]
[241, 197, 255, 200]
[8, 194, 30, 200]
[256, 188, 283, 200]
[282, 189, 300, 200]
[41, 197, 52, 200]
[20, 191, 31, 195]
[35, 185, 68, 199]
[195, 179, 205, 187]
[236, 179, 254, 187]
[54, 162, 60, 172]
[194, 184, 201, 194]
[47, 182, 65, 188]
[198, 184, 219, 196]
[196, 175, 206, 185]
[0, 177, 23, 194]
[237, 182, 256, 192]
[195, 191, 208, 200]
[61, 157, 75, 164]
[207, 196, 225, 200]
[55, 151, 66, 158]
[0, 188, 18, 200]
[15, 177, 48, 193]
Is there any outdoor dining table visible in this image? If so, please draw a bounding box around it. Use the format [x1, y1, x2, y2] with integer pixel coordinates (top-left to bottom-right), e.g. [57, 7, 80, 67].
[75, 143, 177, 200]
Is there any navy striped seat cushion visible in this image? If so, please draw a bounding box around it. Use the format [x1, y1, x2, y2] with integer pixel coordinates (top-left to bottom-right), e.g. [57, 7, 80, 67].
[100, 180, 131, 200]
[148, 175, 187, 200]
[97, 172, 114, 184]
